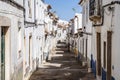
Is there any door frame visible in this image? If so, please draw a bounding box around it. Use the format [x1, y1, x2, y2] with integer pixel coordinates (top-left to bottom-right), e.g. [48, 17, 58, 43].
[0, 16, 11, 80]
[0, 26, 10, 80]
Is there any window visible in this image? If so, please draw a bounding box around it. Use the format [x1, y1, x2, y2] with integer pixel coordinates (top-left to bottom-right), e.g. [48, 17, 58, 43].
[28, 0, 32, 18]
[89, 0, 101, 21]
[89, 0, 95, 16]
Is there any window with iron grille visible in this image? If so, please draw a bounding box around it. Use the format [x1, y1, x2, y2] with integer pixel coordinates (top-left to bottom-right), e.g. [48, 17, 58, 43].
[89, 0, 101, 18]
[89, 0, 95, 16]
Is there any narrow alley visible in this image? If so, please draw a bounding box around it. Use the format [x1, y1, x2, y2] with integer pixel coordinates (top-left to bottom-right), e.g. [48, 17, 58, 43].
[29, 41, 95, 80]
[1, 0, 120, 80]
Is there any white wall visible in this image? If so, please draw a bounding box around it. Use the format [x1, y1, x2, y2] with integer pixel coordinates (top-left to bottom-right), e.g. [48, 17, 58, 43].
[0, 1, 24, 80]
[14, 0, 23, 6]
[94, 1, 120, 79]
[101, 4, 120, 80]
[73, 13, 82, 34]
[112, 4, 120, 80]
[74, 17, 78, 34]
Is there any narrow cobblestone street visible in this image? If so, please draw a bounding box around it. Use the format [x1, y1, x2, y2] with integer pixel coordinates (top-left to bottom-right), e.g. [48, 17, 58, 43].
[29, 41, 95, 80]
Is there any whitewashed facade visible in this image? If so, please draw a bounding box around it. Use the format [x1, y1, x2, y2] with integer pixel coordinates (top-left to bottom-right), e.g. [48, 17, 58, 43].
[79, 0, 120, 80]
[0, 0, 24, 80]
[67, 13, 82, 59]
[0, 0, 62, 80]
[24, 0, 36, 79]
[79, 0, 93, 72]
[35, 0, 47, 65]
[23, 0, 50, 80]
[74, 13, 82, 34]
[57, 20, 68, 42]
[99, 1, 120, 80]
[74, 13, 83, 58]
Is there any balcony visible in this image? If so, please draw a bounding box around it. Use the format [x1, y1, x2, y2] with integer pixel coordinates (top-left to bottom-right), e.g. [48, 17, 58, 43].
[89, 0, 101, 21]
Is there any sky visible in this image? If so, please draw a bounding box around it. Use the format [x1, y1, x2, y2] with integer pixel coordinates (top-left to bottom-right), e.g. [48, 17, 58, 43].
[45, 0, 82, 21]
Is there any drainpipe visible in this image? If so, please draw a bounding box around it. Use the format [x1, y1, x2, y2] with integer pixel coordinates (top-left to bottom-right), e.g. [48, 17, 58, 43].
[23, 0, 26, 26]
[93, 1, 120, 26]
[34, 0, 36, 27]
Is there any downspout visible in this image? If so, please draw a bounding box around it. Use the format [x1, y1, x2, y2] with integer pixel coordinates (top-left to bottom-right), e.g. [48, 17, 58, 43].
[34, 0, 36, 26]
[23, 0, 25, 26]
[93, 1, 120, 26]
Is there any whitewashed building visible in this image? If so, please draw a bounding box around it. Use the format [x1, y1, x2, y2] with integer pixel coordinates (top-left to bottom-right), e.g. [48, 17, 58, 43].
[57, 20, 68, 42]
[0, 0, 64, 80]
[79, 0, 120, 80]
[67, 13, 82, 59]
[44, 11, 59, 60]
[35, 0, 47, 65]
[79, 0, 93, 72]
[91, 0, 120, 80]
[74, 13, 82, 34]
[24, 0, 36, 79]
[74, 13, 82, 59]
[23, 0, 51, 79]
[0, 0, 24, 80]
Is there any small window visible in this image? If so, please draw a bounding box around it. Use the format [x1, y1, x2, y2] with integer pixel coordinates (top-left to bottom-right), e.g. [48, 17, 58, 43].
[28, 0, 32, 18]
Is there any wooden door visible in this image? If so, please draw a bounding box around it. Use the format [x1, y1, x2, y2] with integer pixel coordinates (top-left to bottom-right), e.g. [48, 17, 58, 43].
[86, 39, 88, 60]
[107, 31, 112, 80]
[96, 32, 101, 76]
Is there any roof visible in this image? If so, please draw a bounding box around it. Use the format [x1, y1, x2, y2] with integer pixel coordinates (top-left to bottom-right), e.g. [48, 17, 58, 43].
[78, 0, 83, 5]
[57, 20, 69, 29]
[45, 4, 52, 10]
[47, 5, 52, 9]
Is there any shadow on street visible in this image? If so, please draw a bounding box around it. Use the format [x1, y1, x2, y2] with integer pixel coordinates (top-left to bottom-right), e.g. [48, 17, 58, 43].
[29, 41, 95, 80]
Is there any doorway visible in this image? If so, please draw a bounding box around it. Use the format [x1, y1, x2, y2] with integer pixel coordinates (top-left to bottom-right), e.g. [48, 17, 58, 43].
[1, 27, 8, 80]
[96, 32, 101, 76]
[107, 31, 112, 80]
[29, 35, 32, 70]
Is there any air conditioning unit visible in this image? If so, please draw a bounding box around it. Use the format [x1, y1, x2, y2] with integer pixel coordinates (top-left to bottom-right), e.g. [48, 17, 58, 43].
[89, 0, 101, 21]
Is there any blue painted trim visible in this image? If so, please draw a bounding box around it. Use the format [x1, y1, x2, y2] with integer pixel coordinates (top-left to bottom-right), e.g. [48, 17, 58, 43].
[102, 68, 115, 80]
[112, 76, 115, 80]
[91, 54, 96, 77]
[102, 68, 106, 80]
[90, 54, 115, 80]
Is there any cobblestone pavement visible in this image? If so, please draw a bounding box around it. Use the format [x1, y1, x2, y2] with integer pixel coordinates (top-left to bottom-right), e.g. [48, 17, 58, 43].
[29, 42, 96, 80]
